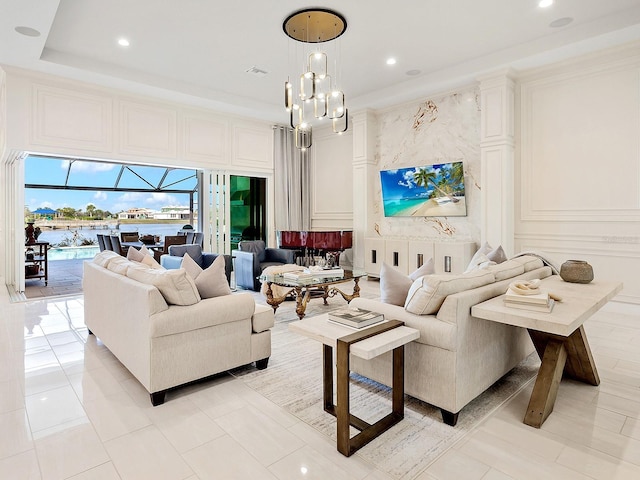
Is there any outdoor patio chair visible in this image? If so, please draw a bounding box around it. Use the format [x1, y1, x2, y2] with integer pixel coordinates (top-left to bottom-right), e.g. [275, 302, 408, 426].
[110, 235, 126, 256]
[121, 232, 139, 242]
[103, 235, 113, 251]
[96, 234, 106, 251]
[153, 235, 186, 262]
[193, 232, 204, 246]
[180, 231, 195, 243]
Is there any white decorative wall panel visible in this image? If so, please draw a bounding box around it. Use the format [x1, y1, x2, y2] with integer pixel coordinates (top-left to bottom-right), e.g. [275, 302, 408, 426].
[521, 67, 640, 221]
[182, 114, 227, 165]
[311, 131, 353, 225]
[353, 119, 367, 160]
[31, 84, 112, 152]
[233, 126, 271, 169]
[481, 89, 504, 139]
[0, 69, 6, 157]
[119, 101, 176, 158]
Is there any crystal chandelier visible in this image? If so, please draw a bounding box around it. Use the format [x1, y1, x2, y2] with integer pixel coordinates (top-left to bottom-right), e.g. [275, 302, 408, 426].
[283, 8, 348, 150]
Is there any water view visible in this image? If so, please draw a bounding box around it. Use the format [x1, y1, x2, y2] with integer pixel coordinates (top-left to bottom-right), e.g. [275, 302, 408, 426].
[36, 223, 191, 260]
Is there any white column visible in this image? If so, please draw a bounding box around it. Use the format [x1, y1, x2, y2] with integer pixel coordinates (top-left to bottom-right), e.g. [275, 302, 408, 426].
[352, 110, 378, 270]
[478, 71, 516, 256]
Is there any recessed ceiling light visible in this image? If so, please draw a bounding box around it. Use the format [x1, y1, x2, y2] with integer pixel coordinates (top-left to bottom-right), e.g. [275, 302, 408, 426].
[15, 26, 41, 37]
[118, 38, 130, 47]
[550, 17, 573, 28]
[386, 58, 397, 65]
[406, 69, 421, 76]
[538, 0, 553, 8]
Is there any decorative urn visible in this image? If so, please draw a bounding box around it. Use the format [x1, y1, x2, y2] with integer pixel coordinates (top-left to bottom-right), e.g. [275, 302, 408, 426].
[25, 222, 37, 245]
[559, 260, 594, 284]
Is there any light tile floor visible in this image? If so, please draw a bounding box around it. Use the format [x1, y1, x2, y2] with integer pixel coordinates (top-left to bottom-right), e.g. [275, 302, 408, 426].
[2, 278, 640, 479]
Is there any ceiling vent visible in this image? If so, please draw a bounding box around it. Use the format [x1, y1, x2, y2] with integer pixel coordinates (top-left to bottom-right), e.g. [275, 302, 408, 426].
[245, 66, 268, 77]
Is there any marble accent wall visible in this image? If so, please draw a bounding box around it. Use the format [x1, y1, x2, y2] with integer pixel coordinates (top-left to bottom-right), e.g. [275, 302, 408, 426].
[374, 86, 481, 242]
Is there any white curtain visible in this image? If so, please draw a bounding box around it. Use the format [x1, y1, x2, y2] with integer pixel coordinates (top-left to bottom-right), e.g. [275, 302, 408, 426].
[273, 126, 310, 231]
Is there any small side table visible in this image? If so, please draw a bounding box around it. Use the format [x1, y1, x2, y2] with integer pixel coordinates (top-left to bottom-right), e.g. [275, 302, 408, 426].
[289, 315, 420, 456]
[472, 276, 622, 428]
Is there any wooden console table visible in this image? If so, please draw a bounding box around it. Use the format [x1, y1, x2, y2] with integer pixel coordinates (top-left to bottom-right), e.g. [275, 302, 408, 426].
[472, 275, 622, 428]
[289, 315, 419, 456]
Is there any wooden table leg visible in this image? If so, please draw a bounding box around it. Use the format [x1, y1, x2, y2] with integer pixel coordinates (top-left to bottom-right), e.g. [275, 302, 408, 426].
[323, 344, 334, 412]
[392, 346, 404, 416]
[524, 338, 567, 428]
[336, 339, 351, 456]
[563, 325, 600, 386]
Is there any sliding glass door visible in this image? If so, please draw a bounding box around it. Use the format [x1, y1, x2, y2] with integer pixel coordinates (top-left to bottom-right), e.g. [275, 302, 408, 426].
[205, 172, 271, 255]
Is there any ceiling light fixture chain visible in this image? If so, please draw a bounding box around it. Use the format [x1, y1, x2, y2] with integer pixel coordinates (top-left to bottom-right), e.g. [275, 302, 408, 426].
[283, 8, 348, 150]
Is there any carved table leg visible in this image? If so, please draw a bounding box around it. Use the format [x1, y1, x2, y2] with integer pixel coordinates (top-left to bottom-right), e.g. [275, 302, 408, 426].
[322, 285, 330, 305]
[329, 277, 362, 304]
[265, 282, 293, 313]
[295, 286, 311, 319]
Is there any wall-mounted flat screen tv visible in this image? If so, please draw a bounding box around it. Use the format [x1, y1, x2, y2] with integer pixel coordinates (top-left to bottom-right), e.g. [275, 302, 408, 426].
[379, 161, 466, 217]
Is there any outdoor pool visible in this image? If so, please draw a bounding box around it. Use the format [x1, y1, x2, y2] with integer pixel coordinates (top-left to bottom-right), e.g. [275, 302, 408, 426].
[48, 246, 100, 260]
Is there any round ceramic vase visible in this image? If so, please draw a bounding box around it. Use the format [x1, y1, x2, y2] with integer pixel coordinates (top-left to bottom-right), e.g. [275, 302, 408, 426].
[560, 260, 594, 284]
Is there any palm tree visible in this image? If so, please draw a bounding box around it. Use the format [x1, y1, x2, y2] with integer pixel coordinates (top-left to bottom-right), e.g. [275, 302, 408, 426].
[448, 162, 465, 195]
[413, 167, 460, 203]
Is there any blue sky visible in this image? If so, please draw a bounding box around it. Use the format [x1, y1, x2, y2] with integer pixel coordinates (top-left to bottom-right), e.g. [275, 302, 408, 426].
[25, 157, 196, 214]
[380, 166, 432, 200]
[380, 162, 464, 201]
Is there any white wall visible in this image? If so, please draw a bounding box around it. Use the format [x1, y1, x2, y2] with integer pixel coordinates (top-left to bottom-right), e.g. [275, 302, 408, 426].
[372, 85, 482, 244]
[309, 125, 353, 230]
[515, 42, 640, 303]
[4, 67, 274, 172]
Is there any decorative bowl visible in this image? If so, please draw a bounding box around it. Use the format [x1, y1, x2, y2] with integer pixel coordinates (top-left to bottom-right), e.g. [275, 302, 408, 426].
[560, 260, 594, 284]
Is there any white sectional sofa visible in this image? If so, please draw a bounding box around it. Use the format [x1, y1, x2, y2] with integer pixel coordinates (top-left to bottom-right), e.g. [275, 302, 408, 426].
[83, 251, 274, 405]
[349, 255, 552, 426]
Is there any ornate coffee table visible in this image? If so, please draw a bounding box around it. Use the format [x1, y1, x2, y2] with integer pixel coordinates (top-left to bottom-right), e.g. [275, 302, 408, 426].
[260, 269, 367, 319]
[472, 275, 622, 428]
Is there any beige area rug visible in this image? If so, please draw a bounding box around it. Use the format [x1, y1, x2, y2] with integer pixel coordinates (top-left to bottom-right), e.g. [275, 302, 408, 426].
[233, 296, 540, 480]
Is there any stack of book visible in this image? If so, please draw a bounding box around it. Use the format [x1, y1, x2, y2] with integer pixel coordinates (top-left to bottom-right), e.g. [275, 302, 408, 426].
[503, 287, 555, 313]
[304, 266, 345, 277]
[328, 307, 384, 329]
[282, 270, 313, 280]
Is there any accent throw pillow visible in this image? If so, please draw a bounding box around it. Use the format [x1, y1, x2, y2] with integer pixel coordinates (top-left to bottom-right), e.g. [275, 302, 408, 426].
[141, 254, 164, 269]
[486, 245, 507, 264]
[181, 254, 231, 298]
[379, 259, 436, 306]
[464, 242, 493, 273]
[126, 246, 145, 262]
[380, 263, 412, 306]
[126, 267, 200, 306]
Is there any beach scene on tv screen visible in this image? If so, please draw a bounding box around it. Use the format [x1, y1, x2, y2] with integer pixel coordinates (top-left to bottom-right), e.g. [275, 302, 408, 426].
[380, 161, 466, 217]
